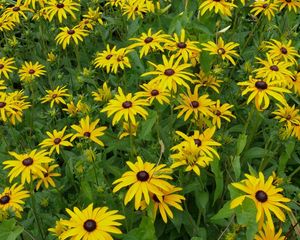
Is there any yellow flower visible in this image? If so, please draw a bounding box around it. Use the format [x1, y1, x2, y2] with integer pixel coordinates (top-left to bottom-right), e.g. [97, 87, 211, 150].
[113, 156, 173, 210]
[101, 87, 149, 125]
[128, 28, 170, 58]
[48, 219, 67, 238]
[62, 100, 89, 116]
[0, 92, 22, 122]
[47, 52, 57, 62]
[18, 61, 46, 83]
[3, 0, 32, 23]
[0, 15, 15, 32]
[287, 71, 300, 94]
[3, 149, 53, 184]
[272, 103, 300, 128]
[264, 39, 299, 64]
[24, 0, 44, 9]
[60, 204, 125, 240]
[55, 26, 89, 49]
[238, 76, 290, 110]
[119, 121, 138, 139]
[41, 86, 70, 108]
[43, 0, 80, 23]
[0, 184, 30, 218]
[92, 82, 112, 102]
[194, 70, 223, 93]
[141, 186, 185, 223]
[199, 0, 236, 16]
[209, 100, 236, 129]
[34, 164, 61, 191]
[255, 222, 285, 240]
[175, 85, 215, 121]
[0, 57, 17, 79]
[94, 45, 118, 73]
[111, 47, 132, 73]
[277, 0, 300, 12]
[230, 172, 291, 230]
[135, 82, 170, 105]
[250, 0, 279, 21]
[202, 37, 239, 65]
[0, 80, 6, 91]
[70, 116, 107, 146]
[82, 7, 103, 25]
[172, 127, 221, 159]
[39, 127, 73, 154]
[164, 29, 201, 63]
[121, 1, 149, 20]
[142, 55, 194, 93]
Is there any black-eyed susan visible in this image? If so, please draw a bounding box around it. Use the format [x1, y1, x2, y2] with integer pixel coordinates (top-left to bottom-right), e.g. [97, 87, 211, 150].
[265, 39, 299, 64]
[70, 116, 107, 146]
[238, 76, 290, 110]
[0, 92, 22, 122]
[250, 0, 279, 21]
[0, 183, 30, 218]
[128, 28, 170, 58]
[142, 55, 194, 93]
[113, 156, 173, 210]
[101, 87, 149, 125]
[171, 141, 213, 176]
[39, 127, 73, 154]
[202, 37, 239, 65]
[254, 54, 293, 82]
[0, 80, 6, 91]
[47, 52, 57, 62]
[92, 82, 112, 102]
[43, 0, 80, 23]
[141, 186, 185, 223]
[174, 85, 215, 121]
[0, 15, 15, 32]
[272, 103, 300, 128]
[34, 164, 61, 190]
[199, 0, 236, 16]
[3, 149, 53, 184]
[0, 57, 17, 79]
[48, 219, 66, 238]
[62, 100, 89, 116]
[55, 26, 89, 49]
[230, 172, 291, 229]
[173, 127, 221, 159]
[94, 45, 118, 73]
[18, 61, 46, 83]
[121, 1, 149, 20]
[194, 70, 223, 93]
[82, 7, 103, 25]
[41, 86, 70, 108]
[119, 121, 138, 139]
[255, 222, 285, 240]
[136, 82, 170, 105]
[287, 71, 300, 94]
[24, 0, 44, 9]
[278, 0, 300, 12]
[59, 203, 125, 240]
[209, 100, 236, 129]
[164, 29, 201, 63]
[3, 0, 32, 23]
[111, 47, 132, 73]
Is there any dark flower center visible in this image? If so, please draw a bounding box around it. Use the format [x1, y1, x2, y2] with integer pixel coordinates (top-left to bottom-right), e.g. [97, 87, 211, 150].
[13, 6, 20, 11]
[177, 42, 187, 48]
[214, 0, 221, 2]
[136, 170, 149, 181]
[280, 47, 288, 54]
[190, 101, 199, 108]
[151, 89, 159, 96]
[52, 94, 58, 98]
[22, 157, 33, 166]
[152, 194, 160, 203]
[217, 48, 226, 55]
[0, 64, 4, 69]
[0, 102, 6, 108]
[84, 132, 91, 137]
[122, 101, 132, 109]
[56, 3, 64, 8]
[291, 76, 296, 82]
[215, 110, 221, 116]
[194, 139, 202, 147]
[286, 115, 291, 120]
[255, 80, 268, 90]
[28, 69, 35, 74]
[164, 69, 175, 76]
[285, 0, 291, 2]
[68, 29, 75, 35]
[0, 195, 10, 205]
[144, 37, 153, 43]
[54, 138, 61, 144]
[262, 3, 269, 8]
[106, 54, 113, 60]
[83, 219, 97, 232]
[44, 172, 49, 177]
[255, 190, 268, 202]
[270, 65, 279, 71]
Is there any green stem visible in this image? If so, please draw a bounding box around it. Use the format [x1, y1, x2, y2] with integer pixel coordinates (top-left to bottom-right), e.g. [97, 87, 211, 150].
[289, 165, 300, 179]
[243, 106, 255, 134]
[74, 45, 81, 70]
[128, 120, 135, 161]
[92, 158, 99, 186]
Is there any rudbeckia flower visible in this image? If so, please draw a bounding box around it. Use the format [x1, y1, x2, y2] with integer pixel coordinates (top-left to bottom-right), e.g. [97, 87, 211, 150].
[41, 86, 70, 108]
[209, 100, 236, 129]
[55, 26, 89, 49]
[136, 82, 170, 105]
[194, 70, 223, 93]
[34, 164, 61, 190]
[250, 0, 279, 21]
[18, 61, 46, 83]
[199, 0, 236, 16]
[0, 57, 17, 79]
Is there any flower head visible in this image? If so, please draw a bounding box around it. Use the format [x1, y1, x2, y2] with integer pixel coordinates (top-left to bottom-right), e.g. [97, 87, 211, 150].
[255, 222, 285, 240]
[18, 61, 46, 83]
[41, 86, 70, 108]
[209, 100, 236, 129]
[55, 26, 89, 49]
[250, 0, 279, 21]
[34, 164, 61, 190]
[199, 0, 236, 16]
[136, 82, 170, 105]
[0, 57, 17, 79]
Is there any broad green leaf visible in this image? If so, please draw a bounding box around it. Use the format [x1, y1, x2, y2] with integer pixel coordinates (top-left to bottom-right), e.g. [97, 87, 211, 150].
[0, 219, 24, 240]
[232, 156, 241, 179]
[195, 191, 209, 209]
[236, 134, 247, 155]
[211, 159, 224, 203]
[210, 202, 234, 221]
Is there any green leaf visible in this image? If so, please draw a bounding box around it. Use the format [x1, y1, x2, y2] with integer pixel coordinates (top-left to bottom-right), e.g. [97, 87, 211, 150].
[278, 139, 295, 175]
[80, 180, 93, 203]
[211, 159, 224, 203]
[199, 51, 213, 73]
[195, 191, 209, 209]
[210, 202, 234, 221]
[232, 156, 241, 179]
[122, 216, 157, 240]
[236, 134, 247, 155]
[243, 147, 268, 160]
[0, 219, 24, 240]
[139, 110, 158, 140]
